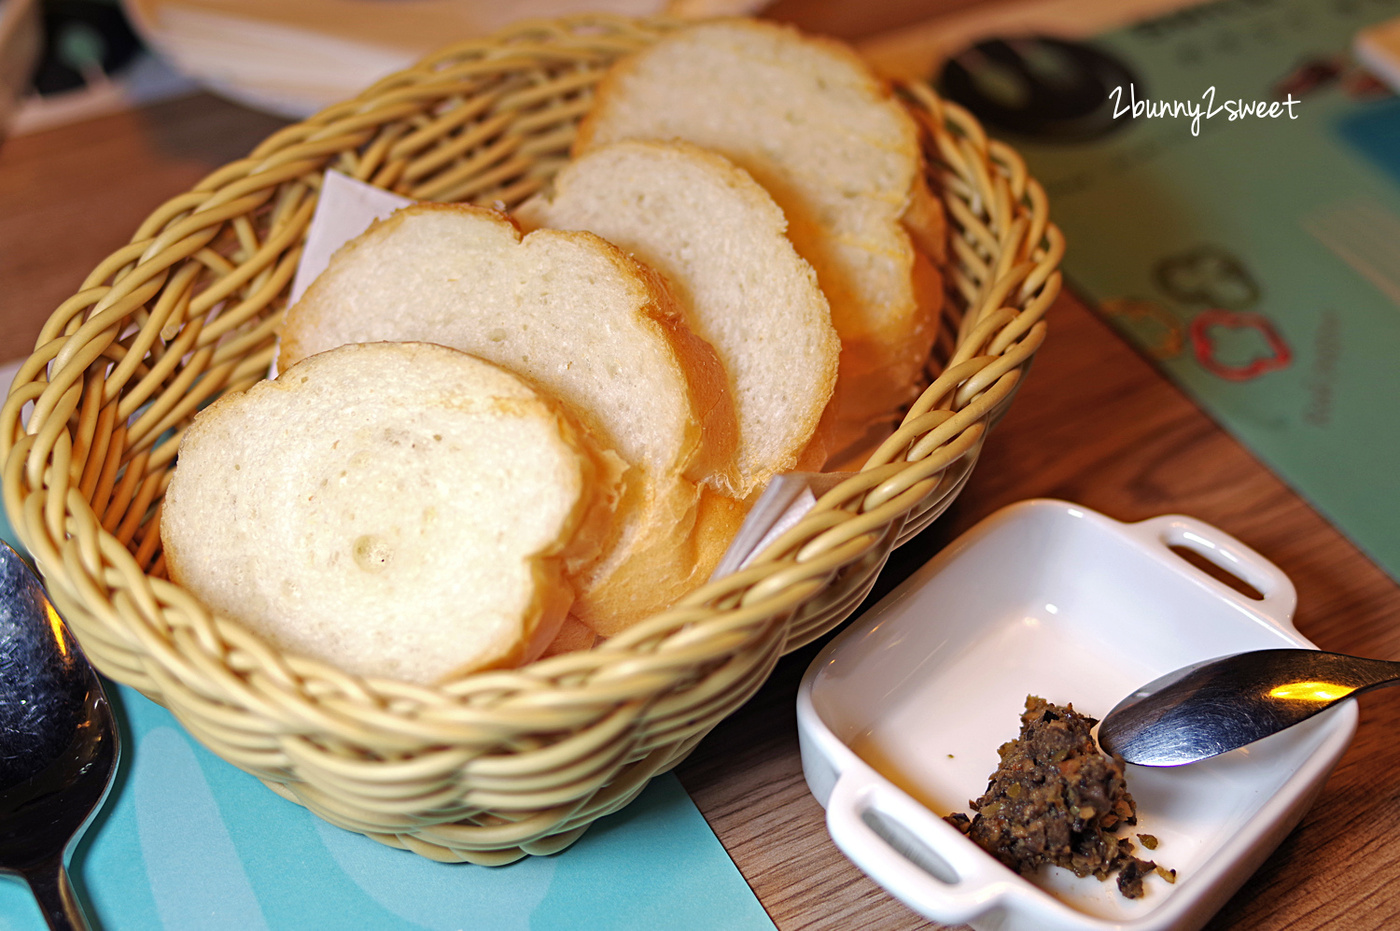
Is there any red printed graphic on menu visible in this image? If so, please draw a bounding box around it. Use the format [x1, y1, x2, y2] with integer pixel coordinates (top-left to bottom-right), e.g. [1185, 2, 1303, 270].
[1189, 310, 1293, 381]
[1152, 245, 1291, 381]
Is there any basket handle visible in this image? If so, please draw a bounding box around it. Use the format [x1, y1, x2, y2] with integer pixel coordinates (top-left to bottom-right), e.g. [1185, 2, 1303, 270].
[1126, 513, 1298, 630]
[824, 762, 1035, 926]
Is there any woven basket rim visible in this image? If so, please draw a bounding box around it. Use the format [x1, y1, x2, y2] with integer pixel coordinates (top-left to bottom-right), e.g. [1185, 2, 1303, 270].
[0, 21, 1059, 705]
[0, 13, 1059, 859]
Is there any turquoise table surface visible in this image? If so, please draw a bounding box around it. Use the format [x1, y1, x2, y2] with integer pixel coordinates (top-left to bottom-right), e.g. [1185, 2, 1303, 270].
[0, 689, 773, 931]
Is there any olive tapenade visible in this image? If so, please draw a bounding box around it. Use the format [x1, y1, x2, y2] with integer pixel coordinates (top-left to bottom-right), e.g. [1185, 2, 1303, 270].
[945, 696, 1165, 899]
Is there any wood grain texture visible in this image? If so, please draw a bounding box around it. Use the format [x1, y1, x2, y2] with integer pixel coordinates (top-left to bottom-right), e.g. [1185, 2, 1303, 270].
[0, 94, 288, 359]
[2, 3, 1398, 927]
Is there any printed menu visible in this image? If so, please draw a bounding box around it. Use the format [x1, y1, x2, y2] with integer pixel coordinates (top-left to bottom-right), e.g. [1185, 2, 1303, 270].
[942, 0, 1400, 580]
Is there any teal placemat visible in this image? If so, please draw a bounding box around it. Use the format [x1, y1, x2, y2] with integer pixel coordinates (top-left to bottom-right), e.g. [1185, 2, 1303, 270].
[0, 692, 774, 931]
[0, 461, 775, 931]
[984, 0, 1400, 579]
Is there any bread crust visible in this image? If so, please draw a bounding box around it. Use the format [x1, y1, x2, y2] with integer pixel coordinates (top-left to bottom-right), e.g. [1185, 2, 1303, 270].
[614, 247, 739, 485]
[576, 485, 747, 636]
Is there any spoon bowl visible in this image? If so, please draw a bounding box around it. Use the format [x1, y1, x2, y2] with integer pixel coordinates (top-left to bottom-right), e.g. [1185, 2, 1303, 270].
[1098, 648, 1399, 766]
[0, 542, 119, 930]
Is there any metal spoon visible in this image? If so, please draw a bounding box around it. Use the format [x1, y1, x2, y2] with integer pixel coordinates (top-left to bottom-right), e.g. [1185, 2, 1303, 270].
[1097, 648, 1399, 766]
[0, 541, 120, 930]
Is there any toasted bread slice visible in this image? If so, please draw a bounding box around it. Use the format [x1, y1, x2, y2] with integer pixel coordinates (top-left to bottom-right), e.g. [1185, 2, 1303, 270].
[575, 18, 945, 451]
[517, 139, 839, 498]
[162, 341, 619, 684]
[277, 204, 739, 631]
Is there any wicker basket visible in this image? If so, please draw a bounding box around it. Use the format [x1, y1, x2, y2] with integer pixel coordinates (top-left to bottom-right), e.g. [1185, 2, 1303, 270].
[0, 15, 1060, 864]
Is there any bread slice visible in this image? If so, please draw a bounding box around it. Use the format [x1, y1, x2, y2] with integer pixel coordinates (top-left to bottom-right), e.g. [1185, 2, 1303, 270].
[277, 203, 739, 631]
[574, 18, 945, 453]
[161, 341, 620, 684]
[517, 139, 839, 498]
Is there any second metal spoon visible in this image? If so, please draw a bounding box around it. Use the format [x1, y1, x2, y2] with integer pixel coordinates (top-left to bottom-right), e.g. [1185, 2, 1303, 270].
[1097, 648, 1399, 766]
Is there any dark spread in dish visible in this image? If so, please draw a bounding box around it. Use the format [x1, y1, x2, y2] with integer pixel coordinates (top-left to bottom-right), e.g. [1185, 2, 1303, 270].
[946, 695, 1164, 898]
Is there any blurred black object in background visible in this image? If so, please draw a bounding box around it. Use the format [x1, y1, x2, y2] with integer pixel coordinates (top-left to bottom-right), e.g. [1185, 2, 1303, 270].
[937, 35, 1141, 142]
[32, 0, 142, 95]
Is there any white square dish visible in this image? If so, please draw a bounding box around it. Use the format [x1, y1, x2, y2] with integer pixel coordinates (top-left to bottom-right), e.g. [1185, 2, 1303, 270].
[797, 499, 1356, 931]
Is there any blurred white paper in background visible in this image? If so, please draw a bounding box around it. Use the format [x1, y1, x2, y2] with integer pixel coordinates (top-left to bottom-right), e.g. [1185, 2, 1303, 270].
[120, 0, 771, 118]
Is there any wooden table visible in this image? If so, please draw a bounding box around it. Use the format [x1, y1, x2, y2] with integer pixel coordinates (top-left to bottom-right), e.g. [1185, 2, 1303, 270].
[3, 3, 1399, 929]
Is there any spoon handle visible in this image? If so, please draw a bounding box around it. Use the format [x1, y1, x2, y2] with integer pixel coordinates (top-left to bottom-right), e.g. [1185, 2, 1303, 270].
[20, 855, 92, 931]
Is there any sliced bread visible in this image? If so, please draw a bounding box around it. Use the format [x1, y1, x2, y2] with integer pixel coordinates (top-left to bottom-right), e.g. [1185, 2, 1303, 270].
[161, 341, 620, 684]
[574, 18, 945, 452]
[277, 203, 740, 631]
[517, 139, 839, 498]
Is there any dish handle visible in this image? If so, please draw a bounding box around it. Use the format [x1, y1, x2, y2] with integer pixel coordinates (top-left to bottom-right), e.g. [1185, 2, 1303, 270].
[824, 763, 1033, 926]
[1128, 513, 1298, 629]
